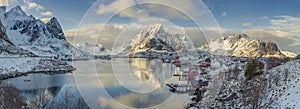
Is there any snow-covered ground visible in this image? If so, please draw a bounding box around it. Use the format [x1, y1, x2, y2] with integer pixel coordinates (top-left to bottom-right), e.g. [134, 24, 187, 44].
[206, 57, 300, 108]
[0, 57, 75, 79]
[268, 60, 300, 108]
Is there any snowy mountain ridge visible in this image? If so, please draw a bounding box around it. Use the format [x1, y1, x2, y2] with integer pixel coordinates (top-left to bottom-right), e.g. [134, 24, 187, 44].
[0, 6, 86, 57]
[0, 18, 34, 57]
[121, 24, 195, 55]
[207, 33, 296, 58]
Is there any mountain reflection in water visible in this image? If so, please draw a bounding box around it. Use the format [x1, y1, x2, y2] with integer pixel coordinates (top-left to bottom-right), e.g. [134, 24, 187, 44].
[74, 58, 189, 109]
[2, 58, 190, 109]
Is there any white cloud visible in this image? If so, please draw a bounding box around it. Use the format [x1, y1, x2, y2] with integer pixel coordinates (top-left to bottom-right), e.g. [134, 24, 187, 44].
[64, 29, 76, 38]
[19, 0, 54, 18]
[41, 11, 53, 16]
[221, 12, 227, 17]
[22, 0, 44, 11]
[0, 0, 9, 6]
[27, 2, 44, 11]
[1, 0, 53, 18]
[65, 24, 126, 48]
[269, 16, 300, 48]
[97, 0, 134, 15]
[96, 0, 207, 20]
[40, 17, 51, 23]
[0, 0, 52, 18]
[242, 22, 252, 27]
[270, 16, 300, 35]
[0, 0, 19, 6]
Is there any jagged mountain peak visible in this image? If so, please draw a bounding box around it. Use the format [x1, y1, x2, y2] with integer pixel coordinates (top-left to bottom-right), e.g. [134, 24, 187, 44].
[6, 6, 27, 17]
[0, 6, 86, 57]
[47, 17, 58, 23]
[266, 40, 275, 44]
[46, 17, 60, 27]
[237, 33, 250, 39]
[0, 6, 6, 15]
[46, 17, 65, 40]
[29, 15, 35, 19]
[147, 23, 165, 34]
[120, 24, 195, 55]
[224, 33, 251, 40]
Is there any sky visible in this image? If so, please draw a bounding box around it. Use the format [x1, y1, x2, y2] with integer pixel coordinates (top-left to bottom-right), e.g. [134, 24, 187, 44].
[204, 0, 300, 30]
[0, 0, 300, 53]
[1, 0, 299, 30]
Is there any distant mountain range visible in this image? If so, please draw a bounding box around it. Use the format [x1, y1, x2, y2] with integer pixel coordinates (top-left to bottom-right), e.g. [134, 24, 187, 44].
[75, 43, 110, 55]
[207, 33, 297, 58]
[117, 24, 297, 58]
[0, 6, 86, 57]
[0, 6, 297, 59]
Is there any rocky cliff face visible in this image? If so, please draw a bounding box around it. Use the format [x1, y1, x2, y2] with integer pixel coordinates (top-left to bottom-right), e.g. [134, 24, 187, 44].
[0, 6, 86, 57]
[0, 20, 13, 45]
[46, 17, 66, 41]
[0, 18, 34, 56]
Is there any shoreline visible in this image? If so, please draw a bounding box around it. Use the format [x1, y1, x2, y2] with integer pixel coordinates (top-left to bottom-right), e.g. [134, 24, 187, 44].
[0, 68, 75, 80]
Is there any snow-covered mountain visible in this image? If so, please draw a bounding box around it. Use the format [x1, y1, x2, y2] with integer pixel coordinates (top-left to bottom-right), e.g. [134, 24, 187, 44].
[281, 50, 297, 58]
[75, 43, 110, 55]
[207, 34, 295, 58]
[0, 6, 85, 57]
[0, 18, 34, 57]
[120, 24, 195, 55]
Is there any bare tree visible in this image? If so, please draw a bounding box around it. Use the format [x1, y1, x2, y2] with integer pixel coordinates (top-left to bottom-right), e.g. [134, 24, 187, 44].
[43, 84, 90, 109]
[61, 85, 74, 109]
[239, 77, 273, 109]
[35, 87, 53, 109]
[0, 82, 27, 109]
[76, 97, 90, 109]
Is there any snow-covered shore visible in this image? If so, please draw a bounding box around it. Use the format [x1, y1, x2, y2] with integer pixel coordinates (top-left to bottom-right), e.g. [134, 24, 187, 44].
[0, 57, 75, 80]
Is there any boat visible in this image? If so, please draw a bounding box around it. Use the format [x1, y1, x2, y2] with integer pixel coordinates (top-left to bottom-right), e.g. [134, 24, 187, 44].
[24, 79, 31, 82]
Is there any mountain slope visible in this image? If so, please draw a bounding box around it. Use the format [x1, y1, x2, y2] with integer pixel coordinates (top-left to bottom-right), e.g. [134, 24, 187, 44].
[209, 59, 300, 108]
[0, 18, 34, 57]
[121, 24, 195, 55]
[268, 60, 300, 108]
[0, 6, 85, 57]
[208, 34, 294, 58]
